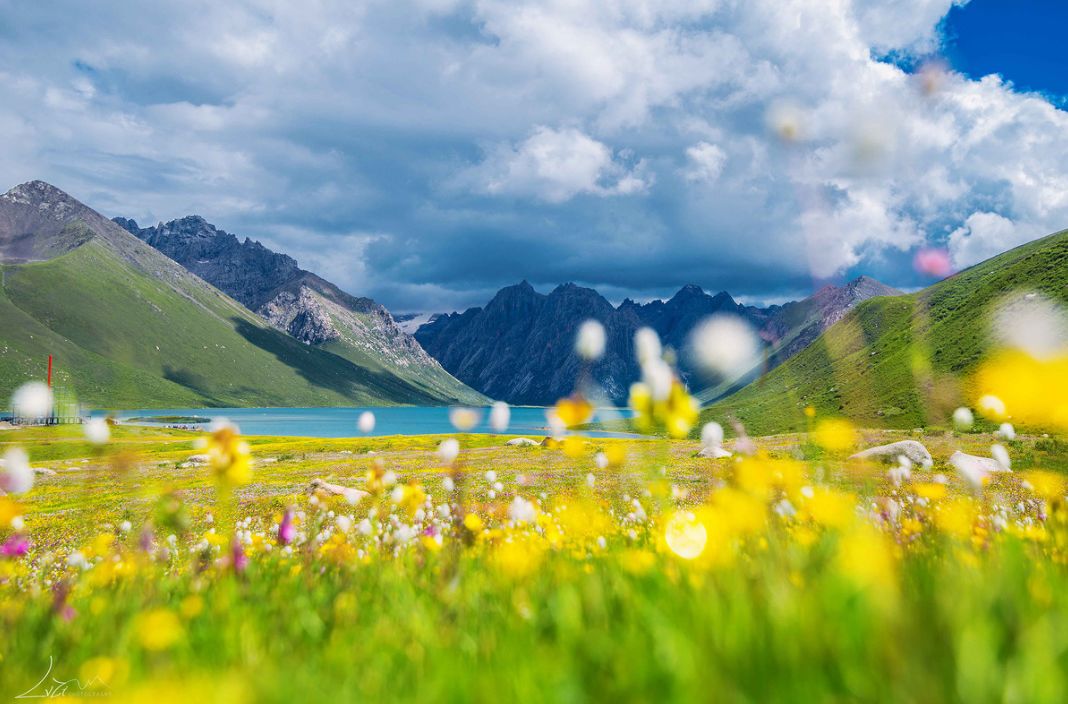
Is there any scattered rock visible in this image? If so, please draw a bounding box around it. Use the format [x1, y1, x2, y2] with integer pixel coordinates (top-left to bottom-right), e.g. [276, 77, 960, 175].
[506, 438, 539, 447]
[949, 451, 1007, 475]
[32, 467, 57, 476]
[849, 440, 932, 468]
[697, 445, 732, 459]
[308, 478, 370, 504]
[186, 454, 210, 465]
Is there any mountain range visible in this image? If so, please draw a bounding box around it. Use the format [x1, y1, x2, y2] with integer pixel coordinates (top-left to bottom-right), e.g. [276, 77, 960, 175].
[0, 181, 482, 408]
[112, 215, 481, 405]
[702, 227, 1068, 436]
[415, 276, 900, 406]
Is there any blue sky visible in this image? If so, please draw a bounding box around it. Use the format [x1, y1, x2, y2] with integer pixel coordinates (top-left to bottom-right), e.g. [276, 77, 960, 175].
[1, 0, 1067, 313]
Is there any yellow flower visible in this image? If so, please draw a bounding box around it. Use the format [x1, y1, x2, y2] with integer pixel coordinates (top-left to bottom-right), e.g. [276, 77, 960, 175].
[664, 511, 707, 560]
[392, 482, 426, 518]
[836, 527, 896, 596]
[137, 609, 184, 651]
[179, 595, 204, 619]
[493, 537, 544, 578]
[203, 423, 252, 486]
[561, 436, 585, 458]
[629, 379, 700, 438]
[914, 482, 947, 501]
[0, 497, 22, 529]
[463, 513, 484, 533]
[1022, 471, 1066, 502]
[554, 395, 594, 428]
[934, 498, 977, 539]
[812, 418, 857, 452]
[976, 349, 1068, 430]
[804, 488, 856, 529]
[600, 444, 627, 468]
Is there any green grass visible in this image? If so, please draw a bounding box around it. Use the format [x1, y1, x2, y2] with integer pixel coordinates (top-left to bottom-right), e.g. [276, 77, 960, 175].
[1, 425, 1068, 702]
[0, 239, 480, 409]
[703, 229, 1068, 437]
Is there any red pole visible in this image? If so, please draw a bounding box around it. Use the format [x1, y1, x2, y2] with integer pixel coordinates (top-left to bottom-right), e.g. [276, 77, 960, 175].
[47, 355, 53, 388]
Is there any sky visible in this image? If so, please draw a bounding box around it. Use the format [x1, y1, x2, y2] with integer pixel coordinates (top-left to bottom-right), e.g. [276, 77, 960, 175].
[1, 0, 1067, 313]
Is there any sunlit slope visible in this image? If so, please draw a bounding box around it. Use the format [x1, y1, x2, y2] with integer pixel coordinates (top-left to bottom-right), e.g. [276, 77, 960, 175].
[0, 240, 470, 408]
[703, 229, 1068, 436]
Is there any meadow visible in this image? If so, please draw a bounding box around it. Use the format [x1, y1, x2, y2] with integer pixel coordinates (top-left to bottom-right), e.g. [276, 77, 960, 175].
[2, 420, 1068, 703]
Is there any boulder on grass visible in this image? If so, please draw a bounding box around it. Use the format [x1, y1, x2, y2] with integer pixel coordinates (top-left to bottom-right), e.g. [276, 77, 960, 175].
[308, 478, 370, 504]
[505, 437, 539, 447]
[698, 445, 732, 459]
[949, 451, 1006, 475]
[849, 440, 932, 468]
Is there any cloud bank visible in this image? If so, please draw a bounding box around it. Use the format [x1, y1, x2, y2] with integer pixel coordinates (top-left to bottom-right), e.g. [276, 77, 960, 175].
[1, 0, 1067, 311]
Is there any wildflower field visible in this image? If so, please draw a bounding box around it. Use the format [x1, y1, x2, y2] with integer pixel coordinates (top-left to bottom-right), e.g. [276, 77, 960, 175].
[2, 418, 1068, 703]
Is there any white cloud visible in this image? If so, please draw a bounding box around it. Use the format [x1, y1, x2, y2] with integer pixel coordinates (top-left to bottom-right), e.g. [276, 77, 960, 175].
[473, 126, 649, 203]
[948, 212, 1036, 269]
[684, 142, 727, 182]
[2, 0, 1068, 310]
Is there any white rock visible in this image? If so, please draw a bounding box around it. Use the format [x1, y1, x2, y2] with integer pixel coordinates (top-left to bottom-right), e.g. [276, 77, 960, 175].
[850, 440, 933, 468]
[505, 437, 538, 447]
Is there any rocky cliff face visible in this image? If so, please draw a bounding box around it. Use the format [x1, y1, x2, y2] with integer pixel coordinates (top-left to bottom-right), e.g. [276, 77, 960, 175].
[416, 277, 900, 406]
[115, 215, 485, 404]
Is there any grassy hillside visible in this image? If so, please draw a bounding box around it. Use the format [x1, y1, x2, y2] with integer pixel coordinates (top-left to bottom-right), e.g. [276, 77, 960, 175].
[702, 229, 1068, 436]
[0, 240, 481, 409]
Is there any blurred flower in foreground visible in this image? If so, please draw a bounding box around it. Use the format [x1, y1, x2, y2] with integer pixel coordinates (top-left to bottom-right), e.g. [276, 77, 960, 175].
[629, 378, 699, 438]
[634, 327, 661, 365]
[576, 319, 607, 361]
[84, 417, 110, 445]
[813, 419, 856, 452]
[449, 407, 482, 431]
[357, 411, 376, 434]
[913, 248, 953, 278]
[766, 99, 806, 143]
[554, 395, 594, 428]
[977, 395, 1006, 420]
[489, 401, 510, 432]
[664, 511, 707, 559]
[201, 422, 252, 486]
[0, 447, 33, 494]
[689, 315, 760, 381]
[952, 407, 974, 431]
[11, 381, 52, 419]
[1, 533, 29, 557]
[437, 438, 460, 465]
[277, 510, 295, 546]
[991, 292, 1068, 360]
[137, 609, 184, 651]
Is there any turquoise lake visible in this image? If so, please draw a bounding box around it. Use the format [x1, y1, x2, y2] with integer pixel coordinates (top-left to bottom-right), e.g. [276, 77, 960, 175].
[105, 406, 638, 439]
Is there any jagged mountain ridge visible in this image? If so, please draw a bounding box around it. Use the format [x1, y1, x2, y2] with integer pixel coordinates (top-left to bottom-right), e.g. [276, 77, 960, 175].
[416, 277, 901, 406]
[114, 215, 483, 404]
[0, 181, 475, 407]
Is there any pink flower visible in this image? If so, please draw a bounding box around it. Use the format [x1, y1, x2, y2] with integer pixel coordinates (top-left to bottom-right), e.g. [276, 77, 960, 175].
[1, 534, 29, 557]
[231, 539, 248, 573]
[278, 510, 295, 546]
[914, 248, 953, 278]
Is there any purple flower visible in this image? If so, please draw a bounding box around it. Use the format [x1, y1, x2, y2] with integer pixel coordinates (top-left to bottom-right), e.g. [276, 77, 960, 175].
[1, 534, 29, 557]
[231, 539, 249, 573]
[278, 510, 296, 546]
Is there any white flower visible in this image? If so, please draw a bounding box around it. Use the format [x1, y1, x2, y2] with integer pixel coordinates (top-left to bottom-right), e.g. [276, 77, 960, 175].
[12, 382, 53, 419]
[997, 422, 1016, 441]
[700, 421, 724, 449]
[119, 520, 132, 533]
[634, 327, 661, 364]
[343, 488, 366, 505]
[991, 444, 1011, 471]
[641, 359, 673, 401]
[546, 411, 567, 439]
[10, 515, 24, 531]
[977, 395, 1006, 419]
[575, 319, 606, 361]
[485, 470, 497, 483]
[336, 516, 352, 533]
[508, 496, 537, 524]
[595, 452, 608, 470]
[489, 401, 510, 432]
[83, 418, 111, 445]
[1, 447, 33, 494]
[390, 486, 405, 504]
[952, 407, 974, 431]
[67, 551, 89, 570]
[357, 411, 376, 434]
[596, 536, 607, 550]
[382, 470, 397, 487]
[449, 407, 482, 431]
[689, 315, 760, 380]
[358, 519, 373, 536]
[586, 473, 596, 488]
[442, 476, 455, 492]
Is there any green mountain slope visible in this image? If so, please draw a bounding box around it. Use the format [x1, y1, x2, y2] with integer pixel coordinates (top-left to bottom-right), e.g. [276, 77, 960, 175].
[0, 182, 483, 409]
[702, 229, 1068, 436]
